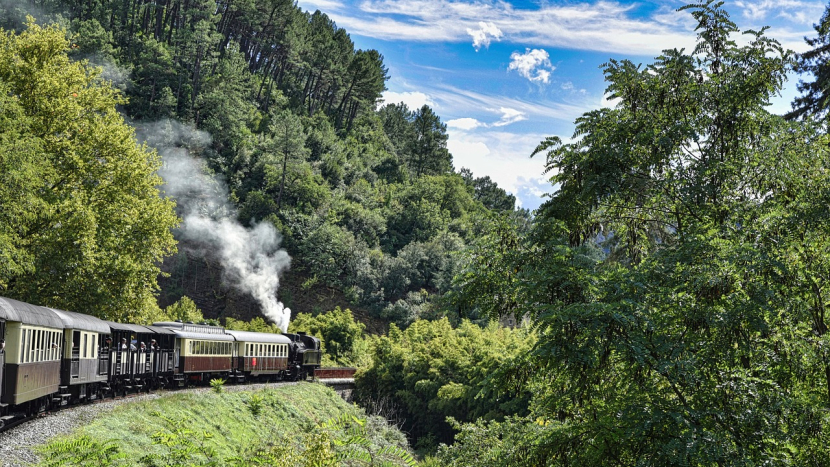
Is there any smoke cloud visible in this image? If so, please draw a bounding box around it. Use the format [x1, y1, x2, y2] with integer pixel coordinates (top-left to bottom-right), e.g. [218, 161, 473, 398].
[134, 119, 292, 331]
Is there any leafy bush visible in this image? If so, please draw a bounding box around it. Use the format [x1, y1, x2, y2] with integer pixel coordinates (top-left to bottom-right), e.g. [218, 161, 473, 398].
[246, 393, 264, 417]
[42, 436, 126, 467]
[209, 378, 225, 394]
[355, 319, 535, 450]
[289, 307, 371, 367]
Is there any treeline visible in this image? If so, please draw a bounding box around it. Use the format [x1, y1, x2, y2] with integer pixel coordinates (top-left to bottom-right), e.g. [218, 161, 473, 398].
[41, 0, 387, 131]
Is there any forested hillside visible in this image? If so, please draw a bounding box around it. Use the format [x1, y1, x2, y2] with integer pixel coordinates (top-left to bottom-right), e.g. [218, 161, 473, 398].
[0, 0, 521, 325]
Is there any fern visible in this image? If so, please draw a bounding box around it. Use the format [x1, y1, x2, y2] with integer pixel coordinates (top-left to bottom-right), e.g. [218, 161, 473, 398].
[42, 435, 126, 466]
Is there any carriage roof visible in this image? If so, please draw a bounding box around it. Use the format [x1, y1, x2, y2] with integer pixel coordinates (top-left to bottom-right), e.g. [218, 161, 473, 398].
[0, 296, 64, 329]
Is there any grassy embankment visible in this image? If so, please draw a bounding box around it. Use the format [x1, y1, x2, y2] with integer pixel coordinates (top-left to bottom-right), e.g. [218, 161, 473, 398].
[37, 383, 413, 466]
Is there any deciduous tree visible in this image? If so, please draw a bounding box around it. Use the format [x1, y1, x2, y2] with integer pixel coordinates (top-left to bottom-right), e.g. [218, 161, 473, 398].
[0, 19, 178, 321]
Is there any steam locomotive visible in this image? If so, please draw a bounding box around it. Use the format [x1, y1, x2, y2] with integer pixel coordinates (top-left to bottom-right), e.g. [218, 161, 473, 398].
[0, 296, 321, 427]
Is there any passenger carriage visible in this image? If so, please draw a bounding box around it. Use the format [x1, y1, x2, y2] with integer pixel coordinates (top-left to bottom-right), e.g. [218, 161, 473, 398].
[105, 322, 160, 393]
[225, 330, 291, 382]
[0, 298, 64, 418]
[146, 325, 177, 386]
[153, 321, 234, 384]
[50, 308, 110, 403]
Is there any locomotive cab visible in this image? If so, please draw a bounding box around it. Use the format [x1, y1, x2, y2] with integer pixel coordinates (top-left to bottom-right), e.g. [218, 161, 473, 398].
[283, 332, 322, 381]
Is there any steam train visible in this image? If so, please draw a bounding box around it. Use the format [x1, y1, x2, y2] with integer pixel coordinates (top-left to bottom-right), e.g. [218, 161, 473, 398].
[0, 296, 321, 427]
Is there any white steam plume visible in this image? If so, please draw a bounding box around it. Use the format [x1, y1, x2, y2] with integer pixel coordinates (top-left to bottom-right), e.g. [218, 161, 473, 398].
[134, 119, 292, 331]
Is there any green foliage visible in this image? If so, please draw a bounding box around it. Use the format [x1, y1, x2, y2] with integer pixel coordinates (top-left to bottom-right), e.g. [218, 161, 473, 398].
[246, 393, 264, 418]
[441, 3, 830, 465]
[0, 19, 178, 321]
[432, 417, 548, 467]
[140, 413, 218, 467]
[445, 213, 528, 322]
[209, 378, 225, 394]
[289, 307, 370, 367]
[460, 168, 515, 212]
[162, 296, 205, 324]
[42, 435, 127, 467]
[788, 3, 830, 120]
[355, 319, 535, 449]
[39, 386, 414, 467]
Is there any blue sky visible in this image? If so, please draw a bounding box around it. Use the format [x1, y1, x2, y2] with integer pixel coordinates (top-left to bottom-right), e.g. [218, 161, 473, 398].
[295, 0, 825, 210]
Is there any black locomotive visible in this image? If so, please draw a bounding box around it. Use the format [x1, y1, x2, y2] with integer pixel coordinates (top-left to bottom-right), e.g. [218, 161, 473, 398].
[0, 296, 321, 427]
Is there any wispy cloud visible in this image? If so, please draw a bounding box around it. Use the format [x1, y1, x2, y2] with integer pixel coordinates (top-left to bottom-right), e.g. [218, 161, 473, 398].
[467, 21, 503, 51]
[431, 83, 593, 123]
[296, 0, 819, 55]
[509, 48, 554, 83]
[734, 0, 824, 24]
[297, 0, 697, 55]
[447, 107, 527, 129]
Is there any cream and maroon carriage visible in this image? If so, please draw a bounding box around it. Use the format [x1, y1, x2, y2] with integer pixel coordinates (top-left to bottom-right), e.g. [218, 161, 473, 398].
[225, 330, 291, 382]
[153, 321, 234, 385]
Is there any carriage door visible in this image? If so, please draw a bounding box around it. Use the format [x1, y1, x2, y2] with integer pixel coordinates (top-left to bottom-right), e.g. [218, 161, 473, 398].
[71, 330, 81, 378]
[0, 320, 6, 403]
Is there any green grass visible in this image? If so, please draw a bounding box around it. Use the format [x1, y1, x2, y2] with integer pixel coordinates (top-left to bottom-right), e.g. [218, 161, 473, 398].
[37, 383, 410, 466]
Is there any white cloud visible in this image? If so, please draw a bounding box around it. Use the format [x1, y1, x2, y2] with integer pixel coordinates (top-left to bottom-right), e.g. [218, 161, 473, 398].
[447, 127, 553, 209]
[381, 90, 435, 110]
[492, 107, 526, 126]
[447, 117, 484, 130]
[509, 48, 554, 84]
[447, 108, 526, 130]
[467, 21, 503, 51]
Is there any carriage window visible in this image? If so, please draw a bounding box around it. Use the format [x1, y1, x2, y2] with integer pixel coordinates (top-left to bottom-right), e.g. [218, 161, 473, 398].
[29, 329, 35, 363]
[82, 334, 88, 358]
